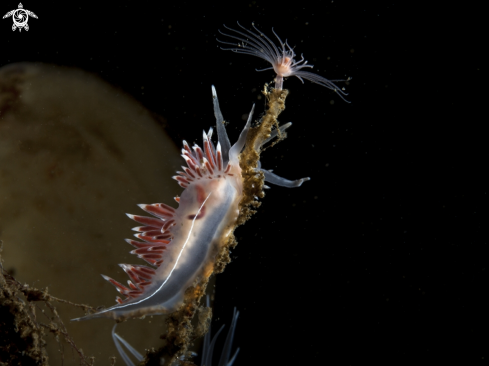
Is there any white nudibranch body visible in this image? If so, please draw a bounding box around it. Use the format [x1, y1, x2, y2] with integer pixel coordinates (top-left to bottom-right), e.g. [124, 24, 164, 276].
[72, 86, 308, 322]
[218, 22, 350, 102]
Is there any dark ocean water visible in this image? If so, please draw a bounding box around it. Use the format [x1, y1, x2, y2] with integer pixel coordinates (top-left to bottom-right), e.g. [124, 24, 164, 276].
[1, 1, 486, 365]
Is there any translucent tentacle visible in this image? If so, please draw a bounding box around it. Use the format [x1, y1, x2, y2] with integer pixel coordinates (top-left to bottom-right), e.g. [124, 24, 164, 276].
[260, 122, 292, 146]
[229, 104, 255, 162]
[255, 66, 274, 72]
[258, 168, 310, 188]
[201, 296, 240, 366]
[293, 70, 351, 103]
[217, 307, 240, 366]
[112, 324, 143, 366]
[212, 86, 231, 166]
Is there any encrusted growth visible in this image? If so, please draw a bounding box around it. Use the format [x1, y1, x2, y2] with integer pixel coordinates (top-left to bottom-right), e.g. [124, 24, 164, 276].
[0, 248, 96, 366]
[237, 85, 289, 225]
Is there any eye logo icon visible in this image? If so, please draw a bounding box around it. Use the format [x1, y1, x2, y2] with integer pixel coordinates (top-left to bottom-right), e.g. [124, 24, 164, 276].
[3, 3, 38, 32]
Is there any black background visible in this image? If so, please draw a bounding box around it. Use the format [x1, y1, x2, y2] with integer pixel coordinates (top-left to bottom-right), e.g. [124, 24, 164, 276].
[2, 1, 486, 365]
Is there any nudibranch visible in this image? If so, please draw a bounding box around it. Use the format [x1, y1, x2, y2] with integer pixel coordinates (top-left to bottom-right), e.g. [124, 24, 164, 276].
[218, 22, 350, 102]
[72, 86, 308, 322]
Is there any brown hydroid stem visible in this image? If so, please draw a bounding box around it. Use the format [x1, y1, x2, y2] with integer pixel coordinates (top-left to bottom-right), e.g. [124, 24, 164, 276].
[237, 85, 289, 225]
